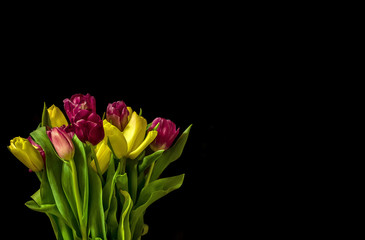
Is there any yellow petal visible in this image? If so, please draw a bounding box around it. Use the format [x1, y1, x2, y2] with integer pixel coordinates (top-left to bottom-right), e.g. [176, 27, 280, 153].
[131, 115, 147, 152]
[127, 107, 133, 122]
[128, 130, 158, 159]
[123, 112, 148, 153]
[103, 120, 128, 159]
[48, 104, 68, 127]
[91, 140, 111, 174]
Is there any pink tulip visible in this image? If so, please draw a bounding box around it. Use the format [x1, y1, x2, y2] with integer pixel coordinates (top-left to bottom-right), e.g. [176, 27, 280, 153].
[47, 127, 75, 161]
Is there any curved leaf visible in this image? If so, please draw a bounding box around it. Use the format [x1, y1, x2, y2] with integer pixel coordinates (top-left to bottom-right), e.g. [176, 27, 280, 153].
[150, 125, 191, 181]
[88, 164, 106, 240]
[130, 174, 185, 238]
[117, 190, 133, 240]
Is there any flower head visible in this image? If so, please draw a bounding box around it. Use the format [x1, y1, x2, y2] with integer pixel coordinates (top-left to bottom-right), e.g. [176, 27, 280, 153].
[47, 127, 75, 161]
[47, 104, 68, 128]
[73, 110, 104, 145]
[148, 117, 179, 151]
[63, 93, 96, 124]
[63, 94, 104, 145]
[8, 137, 44, 172]
[103, 111, 158, 159]
[106, 101, 129, 131]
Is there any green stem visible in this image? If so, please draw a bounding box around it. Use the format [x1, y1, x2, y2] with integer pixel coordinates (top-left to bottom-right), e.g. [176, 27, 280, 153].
[70, 158, 87, 240]
[144, 161, 155, 187]
[119, 157, 127, 175]
[127, 159, 138, 203]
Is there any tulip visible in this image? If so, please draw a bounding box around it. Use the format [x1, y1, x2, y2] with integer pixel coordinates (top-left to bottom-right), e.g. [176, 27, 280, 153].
[73, 110, 105, 145]
[63, 93, 96, 124]
[8, 137, 44, 172]
[90, 140, 112, 174]
[148, 117, 180, 151]
[47, 127, 75, 161]
[103, 111, 158, 159]
[106, 101, 129, 131]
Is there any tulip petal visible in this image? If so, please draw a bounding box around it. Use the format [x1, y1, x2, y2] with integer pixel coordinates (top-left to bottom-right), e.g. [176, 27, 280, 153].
[91, 141, 112, 174]
[123, 112, 147, 154]
[103, 120, 128, 159]
[128, 130, 158, 159]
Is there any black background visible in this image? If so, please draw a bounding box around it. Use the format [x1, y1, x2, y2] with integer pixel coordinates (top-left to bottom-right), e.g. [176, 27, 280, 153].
[0, 67, 229, 239]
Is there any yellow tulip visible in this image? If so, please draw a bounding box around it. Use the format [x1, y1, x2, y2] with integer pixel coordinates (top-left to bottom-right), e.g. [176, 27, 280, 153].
[8, 137, 44, 172]
[48, 104, 68, 127]
[103, 111, 158, 160]
[90, 140, 112, 174]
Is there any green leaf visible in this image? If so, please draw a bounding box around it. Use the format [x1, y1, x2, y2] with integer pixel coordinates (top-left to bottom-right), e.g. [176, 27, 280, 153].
[38, 165, 55, 205]
[49, 213, 75, 240]
[103, 155, 117, 215]
[117, 190, 133, 240]
[126, 159, 138, 203]
[106, 191, 119, 240]
[150, 124, 191, 181]
[25, 200, 62, 218]
[42, 102, 52, 127]
[25, 192, 75, 240]
[138, 150, 164, 174]
[130, 174, 185, 239]
[61, 162, 78, 222]
[72, 135, 89, 225]
[30, 127, 80, 236]
[115, 173, 129, 192]
[88, 163, 107, 240]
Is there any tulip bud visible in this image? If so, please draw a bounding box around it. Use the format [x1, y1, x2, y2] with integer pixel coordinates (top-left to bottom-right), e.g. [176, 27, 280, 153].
[106, 101, 129, 131]
[47, 127, 75, 161]
[47, 104, 68, 127]
[148, 118, 180, 151]
[8, 137, 44, 172]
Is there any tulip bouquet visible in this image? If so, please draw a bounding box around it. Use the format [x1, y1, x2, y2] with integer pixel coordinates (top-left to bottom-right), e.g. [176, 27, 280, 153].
[8, 93, 191, 240]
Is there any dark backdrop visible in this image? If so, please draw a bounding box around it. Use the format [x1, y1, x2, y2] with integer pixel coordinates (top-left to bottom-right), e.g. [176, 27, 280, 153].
[0, 72, 224, 239]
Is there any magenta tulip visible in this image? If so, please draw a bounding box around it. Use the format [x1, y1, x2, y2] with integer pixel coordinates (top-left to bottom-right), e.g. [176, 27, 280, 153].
[63, 93, 96, 124]
[106, 101, 129, 131]
[63, 94, 104, 145]
[72, 110, 104, 145]
[148, 118, 180, 151]
[47, 127, 75, 161]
